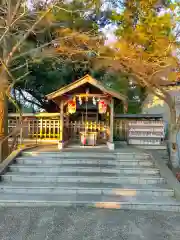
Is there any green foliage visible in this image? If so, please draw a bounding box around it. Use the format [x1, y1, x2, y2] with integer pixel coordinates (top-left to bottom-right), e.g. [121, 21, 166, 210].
[8, 0, 149, 114]
[101, 72, 146, 113]
[11, 55, 146, 113]
[8, 0, 103, 111]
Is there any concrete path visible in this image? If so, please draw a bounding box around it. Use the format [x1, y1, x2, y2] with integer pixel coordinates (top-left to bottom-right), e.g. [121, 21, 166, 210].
[0, 207, 180, 240]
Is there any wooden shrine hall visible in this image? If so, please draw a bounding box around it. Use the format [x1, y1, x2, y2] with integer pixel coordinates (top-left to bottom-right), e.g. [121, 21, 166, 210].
[46, 74, 128, 150]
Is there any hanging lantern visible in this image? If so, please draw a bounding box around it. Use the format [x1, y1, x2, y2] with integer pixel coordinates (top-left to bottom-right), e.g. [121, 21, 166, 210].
[68, 99, 76, 114]
[85, 88, 89, 102]
[98, 100, 107, 114]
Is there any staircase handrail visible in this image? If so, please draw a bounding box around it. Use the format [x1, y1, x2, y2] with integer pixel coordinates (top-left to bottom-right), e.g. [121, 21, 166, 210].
[0, 118, 28, 162]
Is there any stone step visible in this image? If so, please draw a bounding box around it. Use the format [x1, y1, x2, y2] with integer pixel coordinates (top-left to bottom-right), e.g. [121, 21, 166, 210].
[22, 151, 150, 160]
[0, 182, 174, 196]
[0, 193, 178, 211]
[3, 171, 160, 178]
[16, 158, 154, 167]
[22, 152, 116, 159]
[9, 165, 160, 175]
[2, 174, 166, 184]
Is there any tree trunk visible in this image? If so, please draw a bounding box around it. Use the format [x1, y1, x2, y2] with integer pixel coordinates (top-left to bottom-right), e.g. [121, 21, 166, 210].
[169, 129, 178, 167]
[169, 106, 179, 167]
[0, 84, 9, 162]
[0, 91, 8, 138]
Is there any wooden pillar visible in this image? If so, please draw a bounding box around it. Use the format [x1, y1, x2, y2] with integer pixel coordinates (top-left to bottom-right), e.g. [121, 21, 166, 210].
[65, 108, 69, 141]
[66, 114, 69, 128]
[59, 100, 64, 149]
[109, 98, 114, 143]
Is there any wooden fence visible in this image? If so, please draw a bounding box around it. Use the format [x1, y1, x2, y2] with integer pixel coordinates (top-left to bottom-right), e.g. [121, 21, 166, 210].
[8, 117, 128, 141]
[68, 121, 108, 140]
[8, 118, 61, 140]
[114, 119, 128, 141]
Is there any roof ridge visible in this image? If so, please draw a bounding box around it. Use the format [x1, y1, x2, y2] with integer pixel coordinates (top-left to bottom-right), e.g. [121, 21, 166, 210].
[46, 74, 127, 102]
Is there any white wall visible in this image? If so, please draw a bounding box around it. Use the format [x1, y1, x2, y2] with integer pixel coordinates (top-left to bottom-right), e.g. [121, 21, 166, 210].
[142, 88, 180, 166]
[142, 89, 180, 122]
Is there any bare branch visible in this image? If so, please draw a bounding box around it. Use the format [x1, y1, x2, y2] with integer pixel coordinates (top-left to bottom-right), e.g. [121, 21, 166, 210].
[54, 5, 87, 13]
[19, 89, 42, 109]
[0, 1, 27, 45]
[10, 62, 27, 72]
[11, 0, 24, 22]
[5, 5, 55, 65]
[14, 71, 31, 83]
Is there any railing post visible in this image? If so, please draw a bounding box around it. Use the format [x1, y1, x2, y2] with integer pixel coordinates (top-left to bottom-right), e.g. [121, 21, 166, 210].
[40, 118, 43, 139]
[19, 126, 23, 145]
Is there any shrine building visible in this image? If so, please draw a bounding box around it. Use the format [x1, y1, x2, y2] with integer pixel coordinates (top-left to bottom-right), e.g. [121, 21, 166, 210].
[46, 74, 128, 150]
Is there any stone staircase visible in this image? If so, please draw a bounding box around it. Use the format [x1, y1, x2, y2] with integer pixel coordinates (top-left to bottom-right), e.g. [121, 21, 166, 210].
[0, 150, 180, 211]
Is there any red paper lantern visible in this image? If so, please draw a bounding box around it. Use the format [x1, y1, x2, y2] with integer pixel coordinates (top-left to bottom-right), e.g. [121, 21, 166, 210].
[68, 100, 76, 114]
[98, 100, 107, 114]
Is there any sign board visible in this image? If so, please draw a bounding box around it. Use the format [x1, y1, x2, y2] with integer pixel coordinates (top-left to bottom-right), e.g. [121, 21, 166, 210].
[128, 120, 165, 145]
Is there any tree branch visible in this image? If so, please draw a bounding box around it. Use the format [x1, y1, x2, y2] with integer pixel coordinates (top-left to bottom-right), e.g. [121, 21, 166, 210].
[5, 5, 55, 65]
[11, 0, 24, 22]
[11, 62, 27, 72]
[0, 0, 26, 45]
[19, 89, 42, 109]
[11, 33, 98, 61]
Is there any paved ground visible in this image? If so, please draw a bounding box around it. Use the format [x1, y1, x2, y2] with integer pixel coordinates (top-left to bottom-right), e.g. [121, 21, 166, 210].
[0, 207, 180, 240]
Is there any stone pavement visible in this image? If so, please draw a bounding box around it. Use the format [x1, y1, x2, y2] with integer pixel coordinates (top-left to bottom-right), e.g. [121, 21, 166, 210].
[0, 207, 180, 240]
